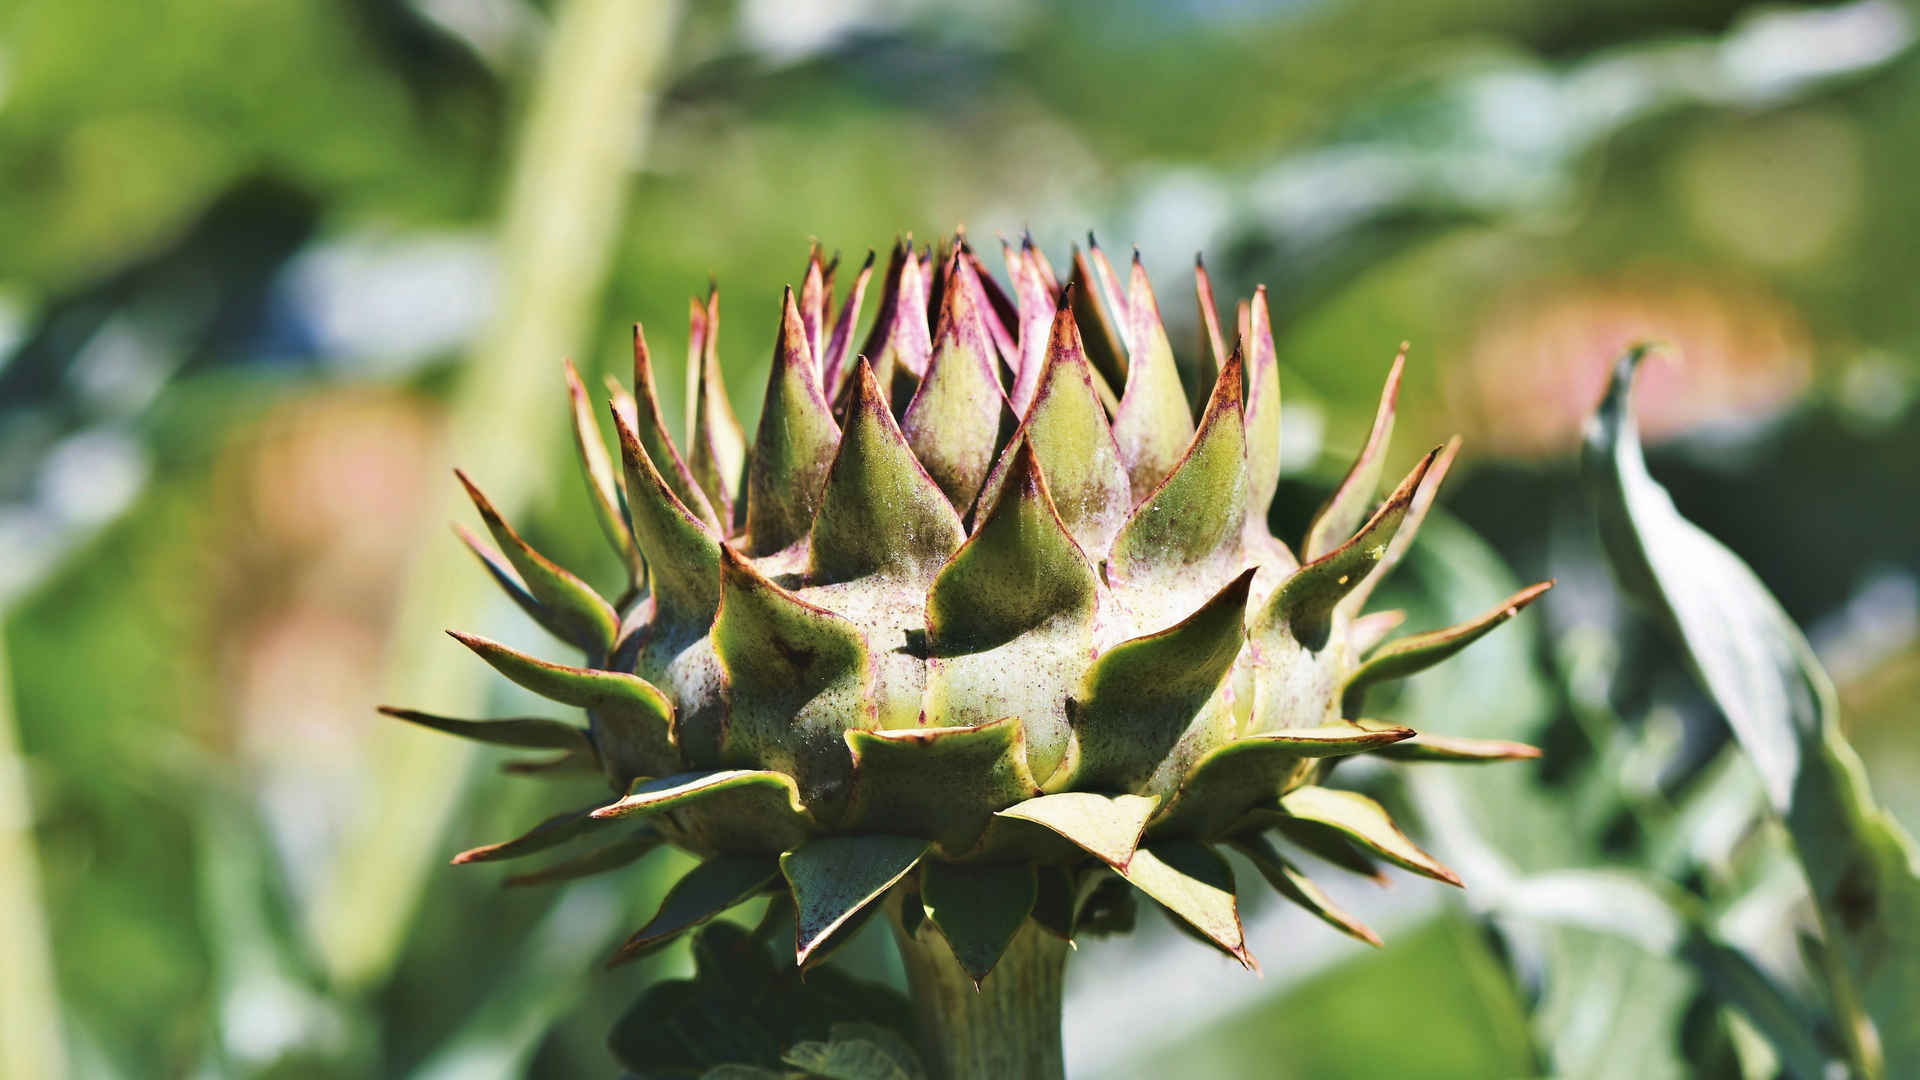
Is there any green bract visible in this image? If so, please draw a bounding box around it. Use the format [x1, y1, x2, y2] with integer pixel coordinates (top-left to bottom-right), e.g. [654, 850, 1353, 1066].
[393, 236, 1551, 978]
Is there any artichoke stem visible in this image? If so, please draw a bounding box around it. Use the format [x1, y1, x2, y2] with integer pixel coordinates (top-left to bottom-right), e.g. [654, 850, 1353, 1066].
[889, 904, 1069, 1080]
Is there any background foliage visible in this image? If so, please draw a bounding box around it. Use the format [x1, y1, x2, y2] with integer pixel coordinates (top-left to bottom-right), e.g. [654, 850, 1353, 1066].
[3, 0, 1918, 1076]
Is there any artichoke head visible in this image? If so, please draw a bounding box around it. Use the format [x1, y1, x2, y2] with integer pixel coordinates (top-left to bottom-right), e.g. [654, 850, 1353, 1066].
[390, 236, 1551, 979]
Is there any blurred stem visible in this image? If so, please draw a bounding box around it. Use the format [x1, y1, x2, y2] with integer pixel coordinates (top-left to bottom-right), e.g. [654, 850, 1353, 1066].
[890, 906, 1068, 1080]
[0, 626, 67, 1080]
[310, 0, 682, 991]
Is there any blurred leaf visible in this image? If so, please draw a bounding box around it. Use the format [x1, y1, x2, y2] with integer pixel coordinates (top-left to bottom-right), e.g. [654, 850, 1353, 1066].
[1585, 346, 1920, 1076]
[608, 923, 913, 1078]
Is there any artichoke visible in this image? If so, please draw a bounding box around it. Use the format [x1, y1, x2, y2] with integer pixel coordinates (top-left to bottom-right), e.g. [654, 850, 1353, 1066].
[388, 235, 1549, 1073]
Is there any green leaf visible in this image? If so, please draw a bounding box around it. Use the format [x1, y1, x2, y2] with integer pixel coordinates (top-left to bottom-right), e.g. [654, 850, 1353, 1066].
[924, 441, 1097, 779]
[784, 1038, 920, 1080]
[808, 358, 965, 585]
[1278, 786, 1460, 886]
[1111, 255, 1196, 498]
[631, 320, 723, 532]
[1302, 347, 1403, 560]
[902, 252, 1011, 514]
[448, 631, 676, 779]
[1107, 346, 1249, 610]
[713, 546, 873, 807]
[920, 860, 1038, 985]
[1583, 344, 1920, 1074]
[1064, 569, 1255, 795]
[974, 298, 1131, 556]
[782, 835, 929, 967]
[1151, 724, 1414, 839]
[609, 855, 780, 965]
[609, 922, 913, 1077]
[1117, 841, 1251, 967]
[565, 360, 646, 583]
[611, 399, 724, 624]
[1232, 833, 1381, 947]
[451, 802, 610, 865]
[844, 717, 1039, 854]
[744, 287, 841, 556]
[992, 791, 1158, 870]
[376, 706, 592, 756]
[502, 827, 663, 887]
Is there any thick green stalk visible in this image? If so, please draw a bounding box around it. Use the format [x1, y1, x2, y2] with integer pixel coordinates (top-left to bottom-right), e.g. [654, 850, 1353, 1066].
[309, 0, 682, 989]
[890, 913, 1069, 1080]
[0, 626, 66, 1080]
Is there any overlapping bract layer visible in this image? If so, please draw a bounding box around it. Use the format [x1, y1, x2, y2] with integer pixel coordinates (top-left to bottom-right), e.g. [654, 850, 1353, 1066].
[393, 237, 1551, 980]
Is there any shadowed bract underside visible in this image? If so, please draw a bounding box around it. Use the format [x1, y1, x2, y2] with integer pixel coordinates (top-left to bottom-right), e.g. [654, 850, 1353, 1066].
[387, 234, 1551, 980]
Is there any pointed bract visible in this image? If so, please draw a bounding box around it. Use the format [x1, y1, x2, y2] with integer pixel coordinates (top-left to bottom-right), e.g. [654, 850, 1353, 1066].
[1193, 256, 1227, 424]
[449, 631, 675, 780]
[1232, 834, 1380, 947]
[993, 791, 1157, 870]
[1117, 841, 1252, 967]
[1277, 785, 1461, 886]
[688, 290, 747, 528]
[714, 546, 874, 807]
[1068, 247, 1130, 397]
[1005, 243, 1056, 418]
[857, 242, 934, 396]
[1342, 581, 1553, 712]
[1151, 723, 1415, 838]
[611, 403, 724, 624]
[1112, 256, 1196, 498]
[821, 251, 876, 402]
[1374, 734, 1542, 763]
[925, 443, 1097, 779]
[1065, 570, 1256, 795]
[920, 860, 1038, 985]
[1109, 346, 1249, 599]
[1254, 448, 1438, 651]
[633, 322, 723, 532]
[973, 305, 1132, 557]
[457, 469, 619, 656]
[1342, 435, 1459, 618]
[452, 802, 609, 865]
[377, 706, 593, 756]
[1303, 349, 1404, 559]
[593, 768, 813, 853]
[799, 249, 830, 368]
[504, 827, 663, 888]
[453, 524, 562, 641]
[609, 854, 780, 965]
[565, 361, 645, 582]
[903, 254, 1012, 513]
[808, 359, 966, 585]
[1243, 287, 1284, 530]
[744, 288, 842, 555]
[844, 717, 1039, 853]
[783, 835, 929, 967]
